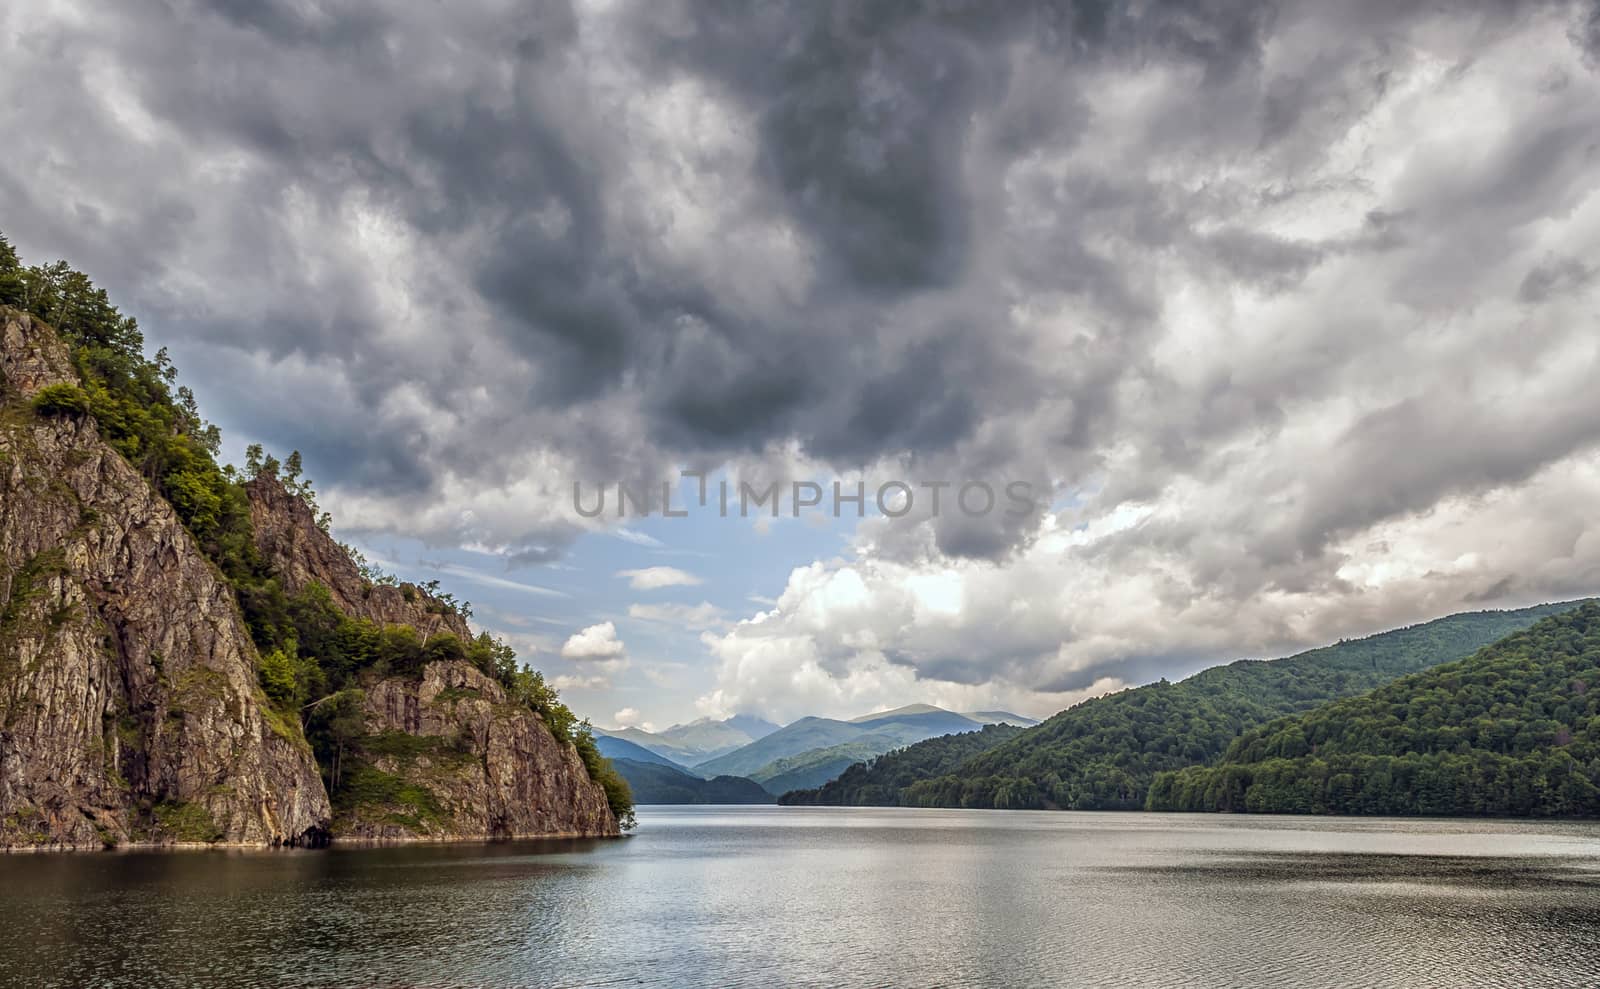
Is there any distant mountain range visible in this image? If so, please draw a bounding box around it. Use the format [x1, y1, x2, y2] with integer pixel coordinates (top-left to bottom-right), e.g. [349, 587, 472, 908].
[592, 735, 696, 773]
[597, 706, 1038, 798]
[596, 715, 781, 766]
[781, 723, 1029, 806]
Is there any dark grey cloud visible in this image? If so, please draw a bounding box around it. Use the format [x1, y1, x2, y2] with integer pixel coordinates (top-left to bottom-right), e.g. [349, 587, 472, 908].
[1520, 255, 1594, 301]
[5, 0, 1600, 718]
[0, 1, 1277, 507]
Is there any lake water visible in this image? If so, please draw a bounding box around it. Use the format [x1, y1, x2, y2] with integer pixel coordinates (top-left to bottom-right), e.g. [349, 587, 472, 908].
[3, 807, 1599, 988]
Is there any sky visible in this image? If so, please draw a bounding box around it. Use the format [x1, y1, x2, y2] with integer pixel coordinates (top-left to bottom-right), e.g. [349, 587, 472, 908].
[4, 0, 1600, 730]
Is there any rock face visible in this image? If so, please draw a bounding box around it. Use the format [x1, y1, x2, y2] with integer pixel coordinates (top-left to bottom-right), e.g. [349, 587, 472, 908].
[0, 311, 330, 847]
[246, 452, 618, 841]
[0, 308, 616, 847]
[340, 662, 616, 839]
[245, 474, 472, 642]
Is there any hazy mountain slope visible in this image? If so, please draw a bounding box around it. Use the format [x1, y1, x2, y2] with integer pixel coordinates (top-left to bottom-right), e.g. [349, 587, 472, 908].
[594, 735, 695, 774]
[1148, 603, 1600, 816]
[847, 705, 1037, 729]
[694, 711, 982, 779]
[848, 704, 948, 723]
[597, 715, 780, 765]
[852, 708, 986, 737]
[779, 724, 1028, 806]
[610, 760, 773, 805]
[964, 711, 1039, 727]
[747, 733, 925, 794]
[693, 717, 870, 777]
[896, 601, 1591, 811]
[696, 706, 1029, 786]
[653, 716, 779, 762]
[723, 714, 782, 740]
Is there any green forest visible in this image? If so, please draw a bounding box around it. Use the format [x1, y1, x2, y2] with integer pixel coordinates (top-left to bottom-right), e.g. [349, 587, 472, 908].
[826, 603, 1586, 811]
[1, 233, 633, 828]
[1147, 603, 1600, 817]
[779, 724, 1025, 805]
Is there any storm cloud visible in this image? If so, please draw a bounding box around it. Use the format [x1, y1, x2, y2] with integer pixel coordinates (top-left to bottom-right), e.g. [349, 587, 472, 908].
[4, 0, 1600, 720]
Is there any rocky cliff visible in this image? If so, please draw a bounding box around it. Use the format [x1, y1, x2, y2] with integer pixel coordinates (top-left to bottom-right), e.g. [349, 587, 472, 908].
[0, 307, 619, 847]
[0, 311, 330, 847]
[243, 474, 617, 840]
[245, 474, 472, 642]
[339, 661, 616, 839]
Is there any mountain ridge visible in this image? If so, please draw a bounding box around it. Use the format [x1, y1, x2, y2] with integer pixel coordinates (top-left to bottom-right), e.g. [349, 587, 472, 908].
[691, 706, 1030, 787]
[1147, 603, 1600, 816]
[779, 600, 1592, 811]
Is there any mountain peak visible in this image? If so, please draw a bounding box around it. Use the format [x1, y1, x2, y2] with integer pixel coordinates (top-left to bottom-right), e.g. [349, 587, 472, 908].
[847, 703, 951, 723]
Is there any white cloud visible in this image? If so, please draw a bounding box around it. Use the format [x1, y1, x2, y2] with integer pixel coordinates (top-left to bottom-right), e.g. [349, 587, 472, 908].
[700, 452, 1600, 724]
[628, 601, 726, 630]
[617, 566, 703, 590]
[560, 621, 628, 661]
[612, 708, 653, 732]
[426, 562, 569, 598]
[614, 529, 665, 548]
[552, 673, 610, 691]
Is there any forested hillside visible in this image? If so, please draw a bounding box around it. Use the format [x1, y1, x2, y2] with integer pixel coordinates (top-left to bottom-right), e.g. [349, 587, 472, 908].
[779, 724, 1025, 806]
[1147, 603, 1600, 816]
[884, 602, 1587, 810]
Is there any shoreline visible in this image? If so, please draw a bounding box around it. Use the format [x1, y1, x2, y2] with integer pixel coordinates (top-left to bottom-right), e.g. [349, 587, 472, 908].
[1, 829, 625, 855]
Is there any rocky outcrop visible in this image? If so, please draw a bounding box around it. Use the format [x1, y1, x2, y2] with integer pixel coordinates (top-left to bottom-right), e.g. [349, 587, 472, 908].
[337, 662, 616, 840]
[245, 474, 472, 642]
[0, 310, 331, 848]
[246, 472, 618, 840]
[1, 308, 617, 848]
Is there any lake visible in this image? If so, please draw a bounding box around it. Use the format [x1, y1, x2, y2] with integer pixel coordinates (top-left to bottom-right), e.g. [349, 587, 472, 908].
[2, 807, 1599, 987]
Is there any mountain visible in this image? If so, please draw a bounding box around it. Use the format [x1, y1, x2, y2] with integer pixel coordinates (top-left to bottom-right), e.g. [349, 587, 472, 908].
[724, 714, 783, 740]
[0, 247, 626, 847]
[850, 706, 989, 737]
[596, 715, 780, 765]
[594, 735, 695, 774]
[877, 601, 1591, 811]
[693, 705, 1022, 788]
[610, 760, 773, 805]
[693, 717, 872, 778]
[963, 711, 1039, 727]
[749, 734, 921, 794]
[847, 705, 1037, 728]
[655, 715, 781, 761]
[847, 703, 948, 722]
[1147, 603, 1600, 816]
[780, 724, 1028, 805]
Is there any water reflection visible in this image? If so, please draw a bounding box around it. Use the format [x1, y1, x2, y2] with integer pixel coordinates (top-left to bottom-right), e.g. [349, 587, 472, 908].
[2, 809, 1598, 988]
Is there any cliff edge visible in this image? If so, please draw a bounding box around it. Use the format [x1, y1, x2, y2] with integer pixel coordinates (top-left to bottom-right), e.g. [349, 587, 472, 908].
[244, 473, 618, 839]
[0, 311, 330, 847]
[0, 297, 623, 847]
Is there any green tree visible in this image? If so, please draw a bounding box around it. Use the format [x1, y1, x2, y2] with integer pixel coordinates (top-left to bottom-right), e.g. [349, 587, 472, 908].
[258, 648, 298, 707]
